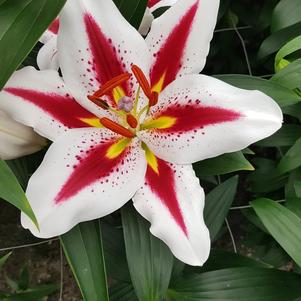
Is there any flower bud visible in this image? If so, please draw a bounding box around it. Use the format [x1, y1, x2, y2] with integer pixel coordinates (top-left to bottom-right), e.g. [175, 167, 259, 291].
[0, 111, 46, 160]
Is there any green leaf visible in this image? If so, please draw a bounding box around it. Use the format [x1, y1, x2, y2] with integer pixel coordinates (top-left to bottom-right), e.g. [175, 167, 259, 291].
[18, 266, 29, 291]
[188, 250, 270, 273]
[5, 275, 19, 292]
[294, 182, 301, 198]
[0, 160, 38, 228]
[121, 205, 174, 301]
[271, 0, 301, 32]
[0, 0, 67, 90]
[248, 158, 288, 193]
[256, 124, 301, 147]
[278, 137, 301, 173]
[168, 267, 301, 301]
[0, 252, 11, 271]
[283, 102, 301, 121]
[252, 198, 301, 267]
[204, 176, 238, 240]
[215, 74, 301, 107]
[275, 35, 301, 71]
[194, 151, 253, 176]
[101, 221, 131, 282]
[60, 220, 109, 301]
[110, 283, 137, 301]
[286, 198, 301, 219]
[114, 0, 147, 29]
[1, 284, 58, 301]
[272, 58, 301, 90]
[258, 21, 301, 60]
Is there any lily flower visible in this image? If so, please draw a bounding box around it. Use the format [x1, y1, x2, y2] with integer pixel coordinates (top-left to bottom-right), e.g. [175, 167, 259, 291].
[0, 111, 46, 160]
[0, 0, 282, 266]
[37, 0, 178, 69]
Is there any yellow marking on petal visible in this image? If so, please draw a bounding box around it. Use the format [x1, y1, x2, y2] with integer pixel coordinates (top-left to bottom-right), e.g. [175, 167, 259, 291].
[106, 138, 131, 159]
[140, 116, 176, 130]
[151, 73, 166, 94]
[113, 86, 126, 103]
[142, 142, 159, 174]
[80, 118, 104, 128]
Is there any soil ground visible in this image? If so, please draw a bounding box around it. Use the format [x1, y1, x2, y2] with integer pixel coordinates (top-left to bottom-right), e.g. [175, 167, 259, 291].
[0, 202, 82, 300]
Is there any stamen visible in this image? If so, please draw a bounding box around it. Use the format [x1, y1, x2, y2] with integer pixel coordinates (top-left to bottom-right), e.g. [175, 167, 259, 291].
[100, 117, 135, 138]
[131, 65, 152, 98]
[149, 91, 159, 107]
[133, 86, 141, 115]
[87, 95, 109, 110]
[126, 114, 138, 129]
[93, 72, 131, 98]
[137, 104, 150, 121]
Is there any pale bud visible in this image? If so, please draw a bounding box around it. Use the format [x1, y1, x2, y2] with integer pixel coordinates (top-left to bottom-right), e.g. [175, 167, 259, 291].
[0, 111, 46, 160]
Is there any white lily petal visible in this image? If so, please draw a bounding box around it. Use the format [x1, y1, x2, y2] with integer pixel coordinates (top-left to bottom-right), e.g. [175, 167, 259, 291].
[133, 160, 210, 266]
[139, 74, 283, 164]
[58, 0, 150, 111]
[146, 0, 219, 92]
[0, 67, 102, 141]
[39, 18, 59, 44]
[0, 111, 46, 160]
[37, 36, 59, 70]
[138, 8, 154, 36]
[21, 128, 147, 238]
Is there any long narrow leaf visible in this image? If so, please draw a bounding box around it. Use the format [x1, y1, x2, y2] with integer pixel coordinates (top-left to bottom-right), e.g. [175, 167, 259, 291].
[169, 267, 301, 301]
[204, 176, 238, 240]
[0, 0, 67, 89]
[252, 198, 301, 267]
[122, 205, 174, 301]
[60, 220, 109, 301]
[0, 160, 38, 228]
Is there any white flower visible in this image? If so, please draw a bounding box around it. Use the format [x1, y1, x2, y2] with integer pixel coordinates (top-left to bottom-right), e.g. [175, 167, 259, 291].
[0, 0, 282, 266]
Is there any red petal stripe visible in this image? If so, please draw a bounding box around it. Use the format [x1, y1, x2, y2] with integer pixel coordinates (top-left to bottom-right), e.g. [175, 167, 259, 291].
[55, 139, 127, 204]
[84, 14, 129, 96]
[145, 158, 188, 235]
[154, 103, 242, 133]
[48, 19, 60, 35]
[150, 1, 199, 92]
[148, 0, 161, 8]
[5, 87, 97, 128]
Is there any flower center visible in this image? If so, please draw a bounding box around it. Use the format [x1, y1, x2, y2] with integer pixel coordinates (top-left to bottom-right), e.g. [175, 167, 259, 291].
[87, 65, 158, 138]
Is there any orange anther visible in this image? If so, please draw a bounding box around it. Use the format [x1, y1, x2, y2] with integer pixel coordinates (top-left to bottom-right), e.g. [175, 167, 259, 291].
[126, 114, 138, 129]
[149, 91, 159, 107]
[93, 72, 131, 98]
[131, 65, 152, 98]
[100, 117, 135, 138]
[87, 95, 109, 110]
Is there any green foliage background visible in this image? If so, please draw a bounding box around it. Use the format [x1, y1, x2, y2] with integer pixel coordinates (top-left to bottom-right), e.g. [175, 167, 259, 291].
[1, 0, 301, 300]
